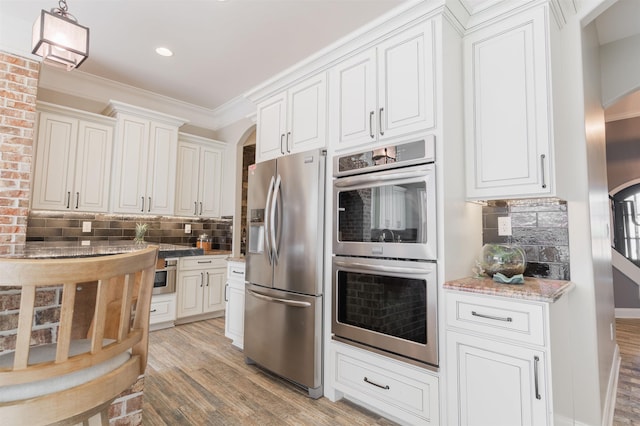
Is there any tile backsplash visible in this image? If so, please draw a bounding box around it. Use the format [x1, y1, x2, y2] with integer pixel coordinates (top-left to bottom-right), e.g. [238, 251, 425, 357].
[482, 199, 570, 280]
[27, 211, 233, 251]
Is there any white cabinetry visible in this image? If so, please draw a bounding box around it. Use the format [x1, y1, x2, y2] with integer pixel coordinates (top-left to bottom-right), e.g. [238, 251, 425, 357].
[224, 260, 245, 349]
[464, 5, 555, 199]
[445, 290, 573, 426]
[32, 104, 114, 212]
[373, 186, 406, 230]
[331, 341, 439, 425]
[329, 20, 435, 151]
[105, 101, 187, 215]
[175, 133, 225, 218]
[256, 72, 326, 162]
[177, 256, 227, 321]
[149, 293, 176, 330]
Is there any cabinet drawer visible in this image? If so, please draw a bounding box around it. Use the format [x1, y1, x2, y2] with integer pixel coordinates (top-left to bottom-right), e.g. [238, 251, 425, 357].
[227, 261, 245, 283]
[446, 291, 545, 346]
[333, 342, 439, 424]
[180, 255, 227, 271]
[150, 293, 176, 325]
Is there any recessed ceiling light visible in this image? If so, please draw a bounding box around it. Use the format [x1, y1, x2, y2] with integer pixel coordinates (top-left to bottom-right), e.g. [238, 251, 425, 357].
[155, 47, 173, 57]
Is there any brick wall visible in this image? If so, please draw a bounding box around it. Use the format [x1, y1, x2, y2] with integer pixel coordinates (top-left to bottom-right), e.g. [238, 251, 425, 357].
[0, 52, 39, 246]
[0, 50, 143, 425]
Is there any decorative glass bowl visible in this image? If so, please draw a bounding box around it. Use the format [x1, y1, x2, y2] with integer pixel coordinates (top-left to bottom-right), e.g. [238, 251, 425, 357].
[478, 244, 526, 278]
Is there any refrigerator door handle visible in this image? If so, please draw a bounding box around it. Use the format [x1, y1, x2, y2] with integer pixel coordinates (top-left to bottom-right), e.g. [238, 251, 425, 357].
[270, 174, 282, 264]
[248, 289, 311, 308]
[264, 175, 276, 264]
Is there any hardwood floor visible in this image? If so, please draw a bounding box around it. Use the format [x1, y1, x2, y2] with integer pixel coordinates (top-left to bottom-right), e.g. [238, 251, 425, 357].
[614, 318, 640, 425]
[143, 317, 640, 425]
[142, 318, 395, 425]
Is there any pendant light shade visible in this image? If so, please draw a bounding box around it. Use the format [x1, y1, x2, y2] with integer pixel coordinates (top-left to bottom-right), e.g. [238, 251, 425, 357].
[32, 1, 89, 71]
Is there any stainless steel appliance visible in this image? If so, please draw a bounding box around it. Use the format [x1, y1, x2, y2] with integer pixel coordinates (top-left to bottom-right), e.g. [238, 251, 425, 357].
[333, 137, 436, 260]
[332, 256, 438, 366]
[244, 148, 326, 399]
[153, 258, 177, 295]
[331, 137, 439, 367]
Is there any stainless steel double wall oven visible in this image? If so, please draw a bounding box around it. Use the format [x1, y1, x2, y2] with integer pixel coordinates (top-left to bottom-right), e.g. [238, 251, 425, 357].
[332, 137, 439, 367]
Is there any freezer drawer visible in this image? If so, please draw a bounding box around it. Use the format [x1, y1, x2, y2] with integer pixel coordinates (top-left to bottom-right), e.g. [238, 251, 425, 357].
[244, 284, 322, 396]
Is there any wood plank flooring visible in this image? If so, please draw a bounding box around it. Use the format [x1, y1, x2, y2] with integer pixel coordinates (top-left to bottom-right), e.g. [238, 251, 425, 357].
[613, 318, 640, 425]
[142, 318, 395, 425]
[143, 317, 640, 425]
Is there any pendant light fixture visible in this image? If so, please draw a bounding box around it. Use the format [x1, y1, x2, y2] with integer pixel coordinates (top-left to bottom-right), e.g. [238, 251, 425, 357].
[32, 0, 89, 71]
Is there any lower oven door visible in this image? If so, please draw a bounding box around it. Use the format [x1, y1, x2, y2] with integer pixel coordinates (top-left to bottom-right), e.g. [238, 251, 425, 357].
[332, 256, 438, 366]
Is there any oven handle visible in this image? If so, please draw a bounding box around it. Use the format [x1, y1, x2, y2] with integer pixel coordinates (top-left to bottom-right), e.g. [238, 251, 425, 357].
[248, 289, 311, 308]
[334, 260, 432, 275]
[333, 167, 430, 188]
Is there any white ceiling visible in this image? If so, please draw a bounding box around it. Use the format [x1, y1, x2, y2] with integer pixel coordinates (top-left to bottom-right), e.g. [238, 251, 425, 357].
[0, 0, 406, 111]
[0, 0, 638, 121]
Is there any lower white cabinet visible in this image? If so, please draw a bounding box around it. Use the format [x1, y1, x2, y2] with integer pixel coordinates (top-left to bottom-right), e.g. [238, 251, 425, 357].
[331, 341, 439, 425]
[149, 293, 176, 330]
[177, 256, 227, 321]
[445, 290, 573, 426]
[224, 260, 245, 349]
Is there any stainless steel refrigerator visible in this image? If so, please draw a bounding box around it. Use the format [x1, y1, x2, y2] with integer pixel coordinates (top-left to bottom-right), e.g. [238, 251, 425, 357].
[244, 148, 325, 399]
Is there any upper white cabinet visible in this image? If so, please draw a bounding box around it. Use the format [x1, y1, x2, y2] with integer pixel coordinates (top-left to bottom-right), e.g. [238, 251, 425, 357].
[464, 5, 554, 200]
[256, 72, 327, 162]
[175, 134, 225, 218]
[32, 104, 114, 212]
[329, 20, 436, 151]
[105, 101, 187, 215]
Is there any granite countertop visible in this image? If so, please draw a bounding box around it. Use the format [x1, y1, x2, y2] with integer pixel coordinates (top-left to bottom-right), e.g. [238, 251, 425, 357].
[0, 240, 204, 259]
[444, 276, 574, 303]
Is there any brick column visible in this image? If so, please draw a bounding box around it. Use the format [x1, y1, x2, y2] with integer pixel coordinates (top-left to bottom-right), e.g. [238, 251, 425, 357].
[0, 51, 39, 247]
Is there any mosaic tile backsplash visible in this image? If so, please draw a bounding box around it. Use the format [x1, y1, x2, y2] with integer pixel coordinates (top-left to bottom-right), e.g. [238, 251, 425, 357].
[482, 199, 570, 280]
[26, 211, 233, 251]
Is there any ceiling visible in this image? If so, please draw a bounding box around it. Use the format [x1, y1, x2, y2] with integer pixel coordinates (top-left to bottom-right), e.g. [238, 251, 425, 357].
[0, 0, 638, 123]
[0, 0, 406, 111]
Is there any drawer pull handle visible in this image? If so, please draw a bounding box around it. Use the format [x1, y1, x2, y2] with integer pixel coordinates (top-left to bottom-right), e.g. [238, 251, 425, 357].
[198, 260, 213, 264]
[471, 311, 513, 322]
[232, 270, 244, 275]
[363, 377, 389, 390]
[151, 309, 157, 313]
[534, 355, 541, 400]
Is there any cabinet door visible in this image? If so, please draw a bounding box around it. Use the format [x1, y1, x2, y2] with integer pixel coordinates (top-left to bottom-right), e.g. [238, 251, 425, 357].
[287, 73, 327, 154]
[176, 271, 205, 318]
[203, 268, 226, 313]
[175, 141, 200, 216]
[112, 115, 149, 213]
[32, 113, 77, 210]
[74, 121, 113, 212]
[464, 7, 552, 199]
[198, 146, 223, 218]
[329, 49, 377, 149]
[378, 20, 435, 140]
[225, 281, 245, 348]
[256, 92, 287, 163]
[146, 122, 177, 215]
[447, 331, 549, 426]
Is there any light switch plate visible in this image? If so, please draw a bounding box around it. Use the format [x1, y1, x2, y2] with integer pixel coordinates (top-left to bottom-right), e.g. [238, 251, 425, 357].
[498, 216, 512, 236]
[185, 224, 191, 233]
[82, 221, 91, 232]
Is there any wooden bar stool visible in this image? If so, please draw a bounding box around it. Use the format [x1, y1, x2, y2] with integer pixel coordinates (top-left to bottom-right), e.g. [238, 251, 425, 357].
[0, 246, 158, 425]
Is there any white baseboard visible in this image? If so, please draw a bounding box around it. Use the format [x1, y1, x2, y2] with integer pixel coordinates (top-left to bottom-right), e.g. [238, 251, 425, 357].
[615, 308, 640, 318]
[602, 344, 621, 426]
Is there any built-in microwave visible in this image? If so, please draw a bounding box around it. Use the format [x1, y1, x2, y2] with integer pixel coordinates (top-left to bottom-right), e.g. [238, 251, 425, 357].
[332, 137, 437, 261]
[153, 258, 177, 295]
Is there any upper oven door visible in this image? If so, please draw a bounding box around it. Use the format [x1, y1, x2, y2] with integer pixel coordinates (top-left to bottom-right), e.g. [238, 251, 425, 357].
[333, 164, 436, 260]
